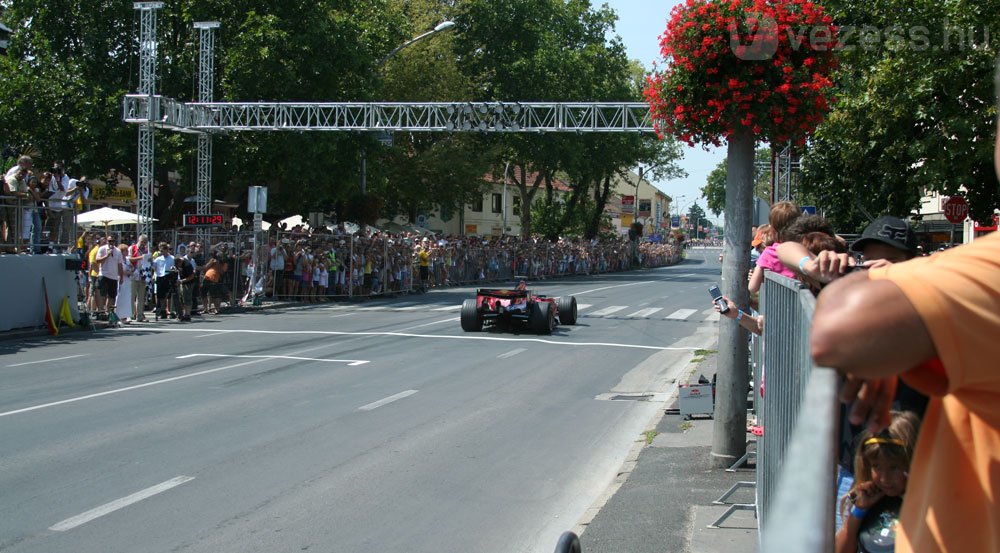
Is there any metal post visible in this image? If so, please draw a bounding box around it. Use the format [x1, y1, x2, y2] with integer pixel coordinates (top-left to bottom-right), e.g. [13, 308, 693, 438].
[194, 21, 220, 246]
[134, 2, 164, 240]
[713, 130, 754, 468]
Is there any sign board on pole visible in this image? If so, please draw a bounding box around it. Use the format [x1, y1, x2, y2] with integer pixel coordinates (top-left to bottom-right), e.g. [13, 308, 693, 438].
[671, 215, 680, 228]
[621, 195, 635, 214]
[638, 199, 651, 217]
[376, 131, 394, 147]
[800, 205, 817, 215]
[248, 186, 268, 214]
[944, 196, 969, 224]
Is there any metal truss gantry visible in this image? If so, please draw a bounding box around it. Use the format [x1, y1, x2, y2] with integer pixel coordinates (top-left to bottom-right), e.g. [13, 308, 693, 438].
[123, 7, 655, 238]
[194, 21, 219, 243]
[123, 96, 656, 133]
[134, 1, 163, 240]
[774, 143, 800, 203]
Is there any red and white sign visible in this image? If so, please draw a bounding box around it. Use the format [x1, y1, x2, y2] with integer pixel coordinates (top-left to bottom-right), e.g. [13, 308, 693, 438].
[944, 196, 969, 224]
[621, 195, 635, 214]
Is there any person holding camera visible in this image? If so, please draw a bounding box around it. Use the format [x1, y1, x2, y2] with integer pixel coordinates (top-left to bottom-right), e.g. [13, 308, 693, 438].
[151, 242, 175, 320]
[46, 162, 72, 248]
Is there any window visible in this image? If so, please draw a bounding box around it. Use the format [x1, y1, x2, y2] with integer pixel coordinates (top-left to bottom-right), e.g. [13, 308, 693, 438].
[471, 195, 483, 213]
[492, 193, 502, 214]
[512, 196, 521, 216]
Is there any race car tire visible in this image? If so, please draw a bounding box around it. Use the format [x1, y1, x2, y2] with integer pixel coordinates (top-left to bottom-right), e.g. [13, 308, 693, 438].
[529, 301, 554, 335]
[461, 299, 483, 332]
[557, 296, 577, 325]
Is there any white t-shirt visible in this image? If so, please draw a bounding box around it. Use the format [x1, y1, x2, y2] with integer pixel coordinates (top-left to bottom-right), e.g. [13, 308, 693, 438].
[97, 245, 124, 279]
[152, 254, 175, 278]
[4, 165, 25, 194]
[47, 174, 69, 208]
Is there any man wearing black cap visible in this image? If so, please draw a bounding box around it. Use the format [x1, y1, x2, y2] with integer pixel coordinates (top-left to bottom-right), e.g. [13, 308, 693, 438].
[850, 216, 918, 266]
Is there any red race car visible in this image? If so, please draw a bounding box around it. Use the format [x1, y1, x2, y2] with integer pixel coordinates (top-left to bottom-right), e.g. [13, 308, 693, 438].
[460, 279, 578, 335]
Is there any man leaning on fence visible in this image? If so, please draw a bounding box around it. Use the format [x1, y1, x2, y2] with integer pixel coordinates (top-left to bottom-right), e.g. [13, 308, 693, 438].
[810, 61, 1000, 553]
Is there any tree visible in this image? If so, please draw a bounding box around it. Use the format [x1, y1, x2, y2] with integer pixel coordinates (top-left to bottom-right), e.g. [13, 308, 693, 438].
[455, 0, 684, 238]
[799, 0, 1000, 231]
[0, 0, 409, 224]
[687, 203, 708, 238]
[701, 148, 774, 217]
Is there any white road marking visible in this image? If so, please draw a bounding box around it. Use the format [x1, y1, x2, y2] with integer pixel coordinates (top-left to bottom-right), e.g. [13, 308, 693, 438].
[49, 476, 195, 532]
[0, 358, 273, 419]
[576, 304, 592, 311]
[574, 281, 652, 296]
[431, 304, 462, 311]
[638, 302, 649, 307]
[329, 313, 354, 319]
[125, 327, 700, 351]
[626, 308, 663, 318]
[358, 390, 418, 411]
[664, 308, 698, 320]
[588, 305, 628, 317]
[395, 305, 427, 311]
[7, 354, 88, 367]
[395, 317, 460, 331]
[497, 348, 527, 359]
[705, 312, 721, 322]
[176, 353, 368, 366]
[193, 333, 217, 338]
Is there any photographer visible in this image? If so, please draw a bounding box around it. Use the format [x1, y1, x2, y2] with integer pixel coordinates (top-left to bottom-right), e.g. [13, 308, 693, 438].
[46, 162, 72, 248]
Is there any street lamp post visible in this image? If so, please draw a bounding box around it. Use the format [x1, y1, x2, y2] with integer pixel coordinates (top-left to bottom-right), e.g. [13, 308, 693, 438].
[360, 20, 456, 202]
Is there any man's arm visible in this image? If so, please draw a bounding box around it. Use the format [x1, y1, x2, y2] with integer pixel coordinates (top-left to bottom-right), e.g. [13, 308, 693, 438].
[811, 272, 937, 378]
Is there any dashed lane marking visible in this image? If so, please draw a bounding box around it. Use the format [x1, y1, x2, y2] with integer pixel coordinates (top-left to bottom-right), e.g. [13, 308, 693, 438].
[49, 476, 195, 532]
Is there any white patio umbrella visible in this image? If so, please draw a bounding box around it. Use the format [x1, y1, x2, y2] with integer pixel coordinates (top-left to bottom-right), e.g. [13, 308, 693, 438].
[76, 206, 157, 227]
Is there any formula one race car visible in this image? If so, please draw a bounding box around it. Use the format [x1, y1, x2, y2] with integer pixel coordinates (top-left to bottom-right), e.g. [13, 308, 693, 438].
[460, 278, 578, 335]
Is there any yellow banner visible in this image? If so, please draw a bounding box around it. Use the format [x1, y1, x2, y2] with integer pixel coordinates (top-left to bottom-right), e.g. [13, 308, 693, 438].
[90, 183, 136, 202]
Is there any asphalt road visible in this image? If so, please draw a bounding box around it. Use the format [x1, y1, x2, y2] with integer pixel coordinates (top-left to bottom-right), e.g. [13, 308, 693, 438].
[1, 248, 723, 553]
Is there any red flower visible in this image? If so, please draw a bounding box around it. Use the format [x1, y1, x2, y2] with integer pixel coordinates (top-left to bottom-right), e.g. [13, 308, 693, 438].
[645, 0, 836, 145]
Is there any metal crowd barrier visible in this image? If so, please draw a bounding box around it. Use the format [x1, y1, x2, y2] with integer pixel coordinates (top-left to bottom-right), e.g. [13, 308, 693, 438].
[756, 271, 839, 552]
[0, 195, 78, 254]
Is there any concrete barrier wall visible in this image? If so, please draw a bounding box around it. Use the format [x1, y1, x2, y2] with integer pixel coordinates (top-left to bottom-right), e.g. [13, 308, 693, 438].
[0, 255, 80, 332]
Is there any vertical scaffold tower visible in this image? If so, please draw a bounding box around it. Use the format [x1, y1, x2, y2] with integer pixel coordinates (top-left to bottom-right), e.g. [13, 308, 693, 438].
[194, 21, 220, 243]
[134, 2, 163, 240]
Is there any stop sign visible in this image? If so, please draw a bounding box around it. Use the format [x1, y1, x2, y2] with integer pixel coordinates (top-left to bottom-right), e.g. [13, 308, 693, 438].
[944, 196, 969, 224]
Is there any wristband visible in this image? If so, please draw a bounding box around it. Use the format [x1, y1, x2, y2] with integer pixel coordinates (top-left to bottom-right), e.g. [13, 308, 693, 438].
[798, 256, 812, 273]
[850, 505, 868, 520]
[735, 310, 744, 321]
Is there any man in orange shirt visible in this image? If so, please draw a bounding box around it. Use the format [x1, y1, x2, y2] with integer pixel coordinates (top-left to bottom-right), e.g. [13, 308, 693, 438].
[811, 63, 1000, 552]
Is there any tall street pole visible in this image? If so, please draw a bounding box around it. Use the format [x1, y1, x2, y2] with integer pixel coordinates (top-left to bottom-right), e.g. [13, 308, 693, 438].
[712, 130, 754, 467]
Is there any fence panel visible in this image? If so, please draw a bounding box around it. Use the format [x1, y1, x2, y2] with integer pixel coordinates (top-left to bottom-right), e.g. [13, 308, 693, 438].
[757, 271, 839, 552]
[757, 272, 806, 531]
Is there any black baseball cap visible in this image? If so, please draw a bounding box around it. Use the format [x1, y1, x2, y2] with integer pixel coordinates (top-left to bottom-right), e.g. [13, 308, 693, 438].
[850, 216, 918, 255]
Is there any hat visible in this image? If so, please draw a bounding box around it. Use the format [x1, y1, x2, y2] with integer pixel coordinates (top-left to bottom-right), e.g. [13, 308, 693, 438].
[751, 228, 764, 247]
[850, 216, 918, 255]
[281, 238, 290, 244]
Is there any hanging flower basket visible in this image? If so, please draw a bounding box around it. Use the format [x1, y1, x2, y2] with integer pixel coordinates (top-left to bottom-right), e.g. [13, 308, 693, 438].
[644, 0, 838, 147]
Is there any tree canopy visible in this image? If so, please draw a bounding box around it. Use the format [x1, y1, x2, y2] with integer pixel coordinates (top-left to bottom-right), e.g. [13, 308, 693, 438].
[0, 0, 685, 234]
[798, 0, 1000, 230]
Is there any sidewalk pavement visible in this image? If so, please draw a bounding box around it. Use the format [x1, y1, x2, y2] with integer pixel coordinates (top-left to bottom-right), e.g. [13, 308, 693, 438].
[577, 351, 759, 553]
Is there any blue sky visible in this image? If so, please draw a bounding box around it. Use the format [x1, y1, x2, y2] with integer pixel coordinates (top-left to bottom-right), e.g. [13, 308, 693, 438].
[604, 0, 726, 223]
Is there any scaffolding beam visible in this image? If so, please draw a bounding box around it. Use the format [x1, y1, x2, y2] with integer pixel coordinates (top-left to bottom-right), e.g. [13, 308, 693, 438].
[123, 96, 656, 133]
[134, 2, 163, 240]
[194, 22, 219, 244]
